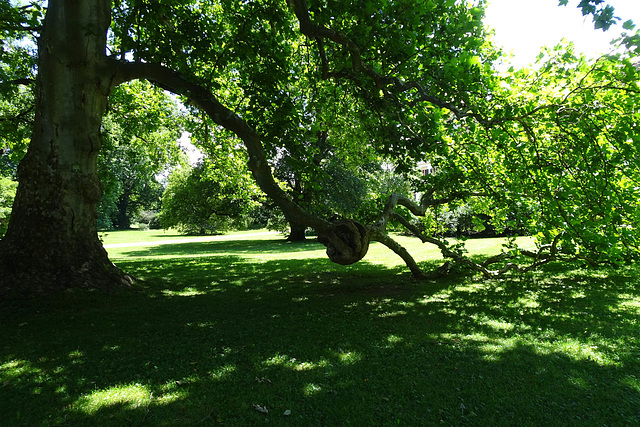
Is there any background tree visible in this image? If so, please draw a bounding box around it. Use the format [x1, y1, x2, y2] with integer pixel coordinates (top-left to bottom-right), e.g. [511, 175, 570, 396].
[0, 0, 38, 160]
[1, 45, 185, 232]
[0, 86, 31, 179]
[0, 175, 16, 237]
[160, 155, 261, 235]
[98, 80, 185, 230]
[0, 0, 38, 221]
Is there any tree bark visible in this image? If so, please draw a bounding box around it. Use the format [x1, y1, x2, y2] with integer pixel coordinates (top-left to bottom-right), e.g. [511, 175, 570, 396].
[0, 0, 131, 296]
[318, 219, 370, 265]
[287, 223, 307, 241]
[115, 191, 132, 230]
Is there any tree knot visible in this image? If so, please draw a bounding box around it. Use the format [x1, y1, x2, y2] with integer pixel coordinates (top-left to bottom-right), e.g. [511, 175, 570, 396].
[317, 219, 370, 265]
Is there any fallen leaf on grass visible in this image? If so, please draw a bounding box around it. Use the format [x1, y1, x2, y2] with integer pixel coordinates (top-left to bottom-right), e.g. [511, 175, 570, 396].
[253, 404, 268, 414]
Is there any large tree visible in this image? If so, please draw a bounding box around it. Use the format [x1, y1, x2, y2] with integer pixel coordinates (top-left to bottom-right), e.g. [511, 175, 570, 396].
[0, 0, 637, 295]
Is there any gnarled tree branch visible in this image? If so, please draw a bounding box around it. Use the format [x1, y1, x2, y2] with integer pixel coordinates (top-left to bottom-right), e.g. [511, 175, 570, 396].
[110, 59, 331, 236]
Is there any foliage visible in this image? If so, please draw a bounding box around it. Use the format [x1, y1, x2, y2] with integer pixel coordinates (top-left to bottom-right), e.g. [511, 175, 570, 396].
[1, 21, 185, 231]
[176, 33, 381, 232]
[560, 0, 619, 31]
[0, 175, 16, 237]
[273, 152, 372, 220]
[0, 0, 42, 175]
[425, 44, 640, 266]
[98, 80, 185, 229]
[0, 84, 31, 178]
[160, 156, 262, 235]
[135, 210, 162, 229]
[0, 0, 41, 86]
[116, 0, 637, 275]
[353, 165, 414, 226]
[78, 0, 640, 273]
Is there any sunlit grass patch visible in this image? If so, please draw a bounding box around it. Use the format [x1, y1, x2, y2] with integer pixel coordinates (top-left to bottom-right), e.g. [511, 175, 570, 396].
[336, 350, 362, 365]
[0, 359, 44, 387]
[303, 382, 323, 396]
[264, 354, 331, 371]
[72, 383, 153, 415]
[616, 294, 640, 311]
[208, 364, 237, 380]
[161, 286, 207, 296]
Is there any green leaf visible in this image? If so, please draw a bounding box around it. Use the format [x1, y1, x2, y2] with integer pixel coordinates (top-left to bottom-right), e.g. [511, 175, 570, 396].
[622, 19, 636, 31]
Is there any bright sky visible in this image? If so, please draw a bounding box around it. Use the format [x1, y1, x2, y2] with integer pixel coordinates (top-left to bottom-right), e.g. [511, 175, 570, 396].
[484, 0, 640, 68]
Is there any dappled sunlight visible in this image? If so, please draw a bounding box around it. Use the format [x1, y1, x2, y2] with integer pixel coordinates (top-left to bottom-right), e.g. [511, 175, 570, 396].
[468, 335, 611, 365]
[108, 238, 328, 262]
[107, 234, 540, 282]
[624, 377, 640, 393]
[335, 350, 362, 365]
[153, 383, 190, 406]
[72, 383, 153, 415]
[376, 308, 407, 318]
[161, 286, 208, 297]
[303, 382, 323, 397]
[208, 364, 237, 380]
[470, 314, 516, 333]
[263, 354, 331, 372]
[68, 349, 85, 364]
[384, 334, 404, 347]
[0, 359, 42, 381]
[615, 294, 640, 312]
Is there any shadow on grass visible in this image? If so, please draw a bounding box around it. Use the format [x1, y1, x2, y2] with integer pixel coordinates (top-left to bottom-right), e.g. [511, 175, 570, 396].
[111, 238, 327, 259]
[1, 239, 639, 425]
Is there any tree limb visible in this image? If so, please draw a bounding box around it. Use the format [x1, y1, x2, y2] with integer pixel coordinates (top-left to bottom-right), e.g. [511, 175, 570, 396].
[1, 78, 35, 86]
[110, 59, 332, 234]
[289, 0, 488, 123]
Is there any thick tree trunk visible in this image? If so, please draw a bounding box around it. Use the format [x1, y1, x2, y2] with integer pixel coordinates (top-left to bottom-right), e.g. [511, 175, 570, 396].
[115, 192, 132, 230]
[287, 223, 307, 241]
[0, 0, 131, 296]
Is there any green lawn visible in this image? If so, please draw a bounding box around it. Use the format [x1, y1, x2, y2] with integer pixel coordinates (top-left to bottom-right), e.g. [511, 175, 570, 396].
[1, 230, 638, 425]
[98, 228, 276, 246]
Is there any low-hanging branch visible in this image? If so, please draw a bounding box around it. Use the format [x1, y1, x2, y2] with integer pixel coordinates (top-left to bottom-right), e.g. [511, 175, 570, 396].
[106, 59, 445, 277]
[112, 59, 331, 233]
[109, 54, 560, 280]
[367, 193, 566, 278]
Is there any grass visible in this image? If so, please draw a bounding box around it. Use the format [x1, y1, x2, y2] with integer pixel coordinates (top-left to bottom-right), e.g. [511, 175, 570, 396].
[1, 230, 639, 425]
[98, 228, 275, 246]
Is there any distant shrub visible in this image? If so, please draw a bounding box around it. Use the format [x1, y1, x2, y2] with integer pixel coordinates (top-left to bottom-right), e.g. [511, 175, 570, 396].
[0, 177, 18, 237]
